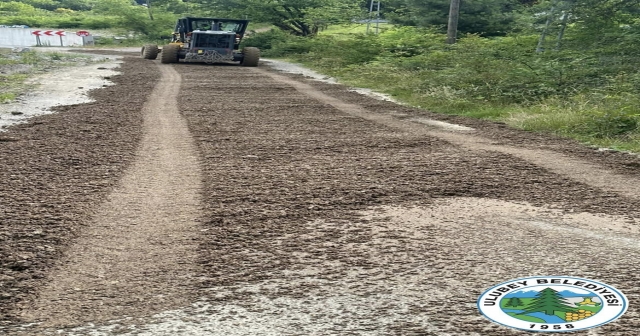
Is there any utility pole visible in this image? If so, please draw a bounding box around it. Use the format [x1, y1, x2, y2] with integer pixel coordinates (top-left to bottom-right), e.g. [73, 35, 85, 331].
[446, 0, 461, 44]
[366, 0, 375, 34]
[366, 1, 381, 34]
[375, 1, 381, 34]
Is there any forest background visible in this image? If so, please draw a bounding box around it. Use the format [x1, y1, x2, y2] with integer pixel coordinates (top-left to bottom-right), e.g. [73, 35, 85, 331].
[1, 0, 639, 151]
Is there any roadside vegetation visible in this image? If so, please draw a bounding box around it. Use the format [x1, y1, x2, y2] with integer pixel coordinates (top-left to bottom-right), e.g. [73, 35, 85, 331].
[244, 25, 640, 152]
[238, 0, 640, 152]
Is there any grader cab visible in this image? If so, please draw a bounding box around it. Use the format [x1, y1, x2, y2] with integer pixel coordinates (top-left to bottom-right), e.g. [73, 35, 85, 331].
[141, 17, 260, 66]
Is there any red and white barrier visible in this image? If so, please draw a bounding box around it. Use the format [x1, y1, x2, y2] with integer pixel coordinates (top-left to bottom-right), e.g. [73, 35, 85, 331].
[0, 28, 90, 47]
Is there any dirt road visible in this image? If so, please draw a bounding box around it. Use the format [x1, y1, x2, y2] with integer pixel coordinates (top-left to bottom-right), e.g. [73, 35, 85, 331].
[1, 56, 639, 335]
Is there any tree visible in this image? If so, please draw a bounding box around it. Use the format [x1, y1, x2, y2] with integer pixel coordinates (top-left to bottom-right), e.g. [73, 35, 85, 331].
[194, 0, 363, 36]
[0, 0, 93, 11]
[505, 297, 525, 307]
[0, 1, 39, 14]
[528, 0, 640, 52]
[57, 0, 92, 11]
[520, 288, 577, 316]
[384, 0, 524, 36]
[92, 0, 177, 39]
[146, 0, 153, 20]
[4, 0, 59, 11]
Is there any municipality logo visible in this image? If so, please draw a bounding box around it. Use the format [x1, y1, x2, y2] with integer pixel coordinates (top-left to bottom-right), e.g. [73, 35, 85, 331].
[477, 276, 628, 332]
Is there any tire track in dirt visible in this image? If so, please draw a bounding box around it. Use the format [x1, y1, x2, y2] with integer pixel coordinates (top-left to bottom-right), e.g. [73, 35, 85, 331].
[152, 65, 638, 335]
[0, 58, 157, 325]
[257, 69, 640, 199]
[18, 64, 203, 328]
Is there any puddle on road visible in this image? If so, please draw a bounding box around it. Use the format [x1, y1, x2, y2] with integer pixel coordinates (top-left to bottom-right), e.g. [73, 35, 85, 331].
[0, 56, 122, 131]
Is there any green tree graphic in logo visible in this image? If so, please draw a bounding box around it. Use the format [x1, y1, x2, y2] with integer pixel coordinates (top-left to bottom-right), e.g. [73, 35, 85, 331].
[520, 288, 577, 316]
[505, 297, 524, 307]
[500, 287, 604, 323]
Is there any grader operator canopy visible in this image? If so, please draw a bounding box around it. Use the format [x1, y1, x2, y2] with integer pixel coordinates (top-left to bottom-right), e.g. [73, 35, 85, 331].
[173, 17, 249, 45]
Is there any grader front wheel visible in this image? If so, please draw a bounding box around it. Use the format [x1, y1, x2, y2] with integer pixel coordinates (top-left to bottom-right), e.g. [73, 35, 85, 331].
[161, 44, 180, 64]
[141, 44, 159, 60]
[241, 47, 260, 67]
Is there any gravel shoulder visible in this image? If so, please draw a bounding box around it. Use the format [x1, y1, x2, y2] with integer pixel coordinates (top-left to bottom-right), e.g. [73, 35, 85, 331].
[0, 60, 121, 130]
[305, 78, 640, 176]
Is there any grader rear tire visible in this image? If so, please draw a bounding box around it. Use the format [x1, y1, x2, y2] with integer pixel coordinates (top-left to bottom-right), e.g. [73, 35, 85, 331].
[141, 44, 159, 59]
[161, 44, 180, 64]
[241, 47, 260, 67]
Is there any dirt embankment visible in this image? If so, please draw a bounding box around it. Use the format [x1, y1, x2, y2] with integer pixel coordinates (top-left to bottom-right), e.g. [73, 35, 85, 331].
[0, 57, 159, 324]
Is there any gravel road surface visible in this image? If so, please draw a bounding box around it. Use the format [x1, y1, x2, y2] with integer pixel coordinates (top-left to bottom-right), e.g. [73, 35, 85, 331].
[0, 56, 639, 335]
[0, 57, 157, 325]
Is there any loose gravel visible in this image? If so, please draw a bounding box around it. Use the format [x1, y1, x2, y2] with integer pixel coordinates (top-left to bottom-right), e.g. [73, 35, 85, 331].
[1, 58, 640, 335]
[0, 57, 158, 325]
[20, 64, 204, 328]
[179, 65, 639, 335]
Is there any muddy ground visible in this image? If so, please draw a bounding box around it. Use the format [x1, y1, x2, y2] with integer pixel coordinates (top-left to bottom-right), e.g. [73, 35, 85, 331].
[0, 56, 639, 335]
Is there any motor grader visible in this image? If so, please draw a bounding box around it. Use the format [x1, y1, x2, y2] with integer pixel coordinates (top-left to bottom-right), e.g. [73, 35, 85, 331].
[141, 17, 260, 66]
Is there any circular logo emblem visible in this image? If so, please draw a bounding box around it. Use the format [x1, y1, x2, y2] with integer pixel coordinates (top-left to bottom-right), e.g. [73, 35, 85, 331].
[477, 276, 628, 332]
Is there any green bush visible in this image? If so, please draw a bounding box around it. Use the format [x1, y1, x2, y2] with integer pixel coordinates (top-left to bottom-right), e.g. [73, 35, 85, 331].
[330, 35, 383, 65]
[0, 13, 118, 29]
[241, 29, 322, 57]
[49, 16, 85, 28]
[242, 29, 294, 51]
[80, 16, 118, 29]
[585, 112, 639, 138]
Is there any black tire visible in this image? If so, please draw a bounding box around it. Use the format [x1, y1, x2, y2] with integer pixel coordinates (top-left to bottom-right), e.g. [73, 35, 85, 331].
[241, 47, 260, 67]
[161, 44, 180, 64]
[141, 44, 159, 60]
